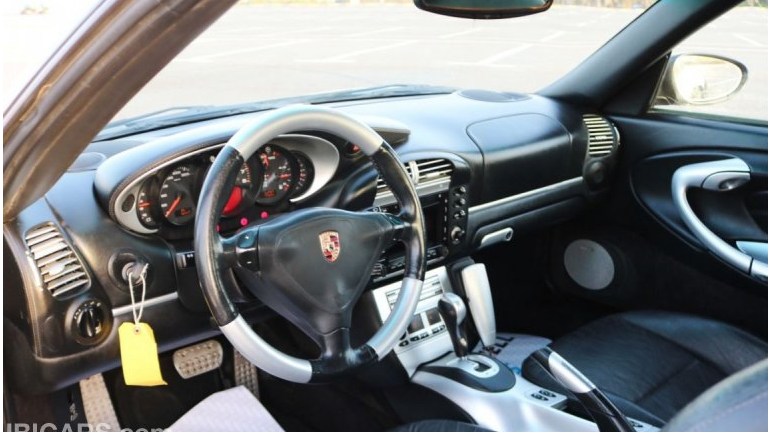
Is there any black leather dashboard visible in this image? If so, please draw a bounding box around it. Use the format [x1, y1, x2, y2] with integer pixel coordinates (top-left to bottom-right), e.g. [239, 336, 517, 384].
[3, 90, 614, 394]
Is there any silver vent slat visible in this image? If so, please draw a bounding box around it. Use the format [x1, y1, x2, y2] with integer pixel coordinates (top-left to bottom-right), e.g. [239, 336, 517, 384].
[375, 159, 454, 206]
[25, 224, 90, 298]
[583, 114, 619, 157]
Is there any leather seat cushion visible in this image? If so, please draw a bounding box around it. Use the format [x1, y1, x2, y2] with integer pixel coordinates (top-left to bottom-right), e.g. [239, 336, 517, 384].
[522, 310, 768, 427]
[386, 420, 493, 432]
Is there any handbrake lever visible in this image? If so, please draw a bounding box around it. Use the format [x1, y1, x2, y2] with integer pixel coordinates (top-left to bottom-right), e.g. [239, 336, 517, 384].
[531, 347, 635, 432]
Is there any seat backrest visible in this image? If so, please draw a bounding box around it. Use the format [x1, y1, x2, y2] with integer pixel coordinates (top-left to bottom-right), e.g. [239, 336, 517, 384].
[662, 358, 768, 432]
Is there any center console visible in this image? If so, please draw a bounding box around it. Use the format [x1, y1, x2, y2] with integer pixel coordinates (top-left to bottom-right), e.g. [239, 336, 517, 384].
[372, 267, 454, 375]
[372, 263, 660, 432]
[371, 184, 469, 282]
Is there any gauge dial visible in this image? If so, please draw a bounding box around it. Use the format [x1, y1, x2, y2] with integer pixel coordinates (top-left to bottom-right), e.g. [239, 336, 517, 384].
[159, 165, 196, 225]
[235, 162, 253, 188]
[136, 179, 159, 228]
[292, 152, 314, 198]
[222, 162, 253, 216]
[256, 146, 293, 205]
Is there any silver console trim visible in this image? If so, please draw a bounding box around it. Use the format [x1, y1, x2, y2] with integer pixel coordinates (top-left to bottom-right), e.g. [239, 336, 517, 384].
[372, 266, 454, 376]
[469, 177, 583, 214]
[461, 264, 496, 348]
[413, 369, 659, 432]
[368, 276, 423, 358]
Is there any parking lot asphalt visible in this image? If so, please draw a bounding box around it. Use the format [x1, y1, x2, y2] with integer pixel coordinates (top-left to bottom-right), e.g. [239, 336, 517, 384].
[3, 3, 767, 121]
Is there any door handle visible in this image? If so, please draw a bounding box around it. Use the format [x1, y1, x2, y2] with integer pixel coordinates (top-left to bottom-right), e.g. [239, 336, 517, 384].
[671, 158, 768, 282]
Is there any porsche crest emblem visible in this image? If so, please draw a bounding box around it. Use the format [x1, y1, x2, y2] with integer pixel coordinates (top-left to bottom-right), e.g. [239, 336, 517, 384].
[319, 231, 341, 263]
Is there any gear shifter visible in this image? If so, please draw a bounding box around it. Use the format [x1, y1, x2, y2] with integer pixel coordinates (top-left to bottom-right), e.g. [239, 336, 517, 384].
[438, 293, 469, 358]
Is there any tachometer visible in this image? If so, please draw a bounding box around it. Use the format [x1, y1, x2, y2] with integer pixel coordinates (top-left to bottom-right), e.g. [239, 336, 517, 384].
[159, 165, 196, 225]
[255, 146, 293, 205]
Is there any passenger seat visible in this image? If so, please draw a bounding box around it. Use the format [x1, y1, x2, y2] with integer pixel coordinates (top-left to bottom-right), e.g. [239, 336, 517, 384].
[521, 310, 768, 427]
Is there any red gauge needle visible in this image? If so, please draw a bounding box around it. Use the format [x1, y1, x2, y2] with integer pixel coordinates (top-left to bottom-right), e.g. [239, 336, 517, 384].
[261, 154, 269, 167]
[278, 174, 291, 179]
[138, 202, 151, 208]
[165, 194, 182, 218]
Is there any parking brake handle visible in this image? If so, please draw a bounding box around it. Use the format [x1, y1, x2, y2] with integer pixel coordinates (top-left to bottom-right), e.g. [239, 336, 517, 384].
[531, 347, 635, 432]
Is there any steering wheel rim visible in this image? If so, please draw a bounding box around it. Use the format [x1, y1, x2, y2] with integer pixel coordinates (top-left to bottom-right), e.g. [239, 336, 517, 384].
[194, 105, 426, 383]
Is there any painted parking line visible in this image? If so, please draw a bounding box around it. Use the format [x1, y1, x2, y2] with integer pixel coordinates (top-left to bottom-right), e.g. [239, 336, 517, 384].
[733, 33, 765, 47]
[476, 44, 533, 65]
[179, 40, 308, 62]
[204, 26, 333, 39]
[343, 27, 404, 38]
[439, 28, 482, 39]
[295, 40, 418, 63]
[540, 31, 566, 43]
[447, 43, 532, 67]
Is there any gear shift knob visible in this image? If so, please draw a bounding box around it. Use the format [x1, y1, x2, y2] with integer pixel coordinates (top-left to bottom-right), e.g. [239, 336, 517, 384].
[438, 293, 469, 358]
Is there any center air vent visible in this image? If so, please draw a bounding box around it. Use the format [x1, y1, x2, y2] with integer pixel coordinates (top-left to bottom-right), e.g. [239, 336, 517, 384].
[583, 114, 619, 157]
[376, 159, 454, 206]
[25, 224, 90, 298]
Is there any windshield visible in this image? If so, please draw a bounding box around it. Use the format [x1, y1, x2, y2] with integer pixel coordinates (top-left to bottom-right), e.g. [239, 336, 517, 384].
[3, 0, 659, 125]
[111, 1, 656, 121]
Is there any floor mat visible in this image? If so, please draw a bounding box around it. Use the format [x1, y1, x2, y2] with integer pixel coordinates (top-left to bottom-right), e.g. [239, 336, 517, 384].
[475, 333, 551, 375]
[106, 346, 226, 430]
[169, 386, 284, 432]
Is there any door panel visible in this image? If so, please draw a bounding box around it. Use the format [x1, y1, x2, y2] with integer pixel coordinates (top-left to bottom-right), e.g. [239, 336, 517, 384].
[612, 114, 768, 285]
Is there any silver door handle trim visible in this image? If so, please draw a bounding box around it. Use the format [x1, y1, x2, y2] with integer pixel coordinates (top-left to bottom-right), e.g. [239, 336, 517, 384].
[671, 158, 766, 281]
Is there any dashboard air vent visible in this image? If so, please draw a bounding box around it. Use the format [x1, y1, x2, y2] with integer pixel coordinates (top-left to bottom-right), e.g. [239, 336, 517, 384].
[25, 224, 90, 298]
[376, 159, 453, 205]
[583, 114, 619, 157]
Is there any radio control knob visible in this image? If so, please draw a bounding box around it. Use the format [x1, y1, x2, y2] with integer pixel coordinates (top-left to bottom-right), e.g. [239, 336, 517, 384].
[450, 226, 465, 244]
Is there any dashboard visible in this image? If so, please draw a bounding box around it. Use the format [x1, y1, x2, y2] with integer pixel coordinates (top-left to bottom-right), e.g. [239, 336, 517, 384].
[4, 90, 620, 394]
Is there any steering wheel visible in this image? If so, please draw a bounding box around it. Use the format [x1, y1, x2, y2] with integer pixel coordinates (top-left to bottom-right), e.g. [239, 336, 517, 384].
[194, 105, 426, 383]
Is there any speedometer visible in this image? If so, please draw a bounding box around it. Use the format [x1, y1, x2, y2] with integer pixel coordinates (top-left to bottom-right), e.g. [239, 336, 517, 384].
[255, 146, 293, 205]
[159, 165, 196, 225]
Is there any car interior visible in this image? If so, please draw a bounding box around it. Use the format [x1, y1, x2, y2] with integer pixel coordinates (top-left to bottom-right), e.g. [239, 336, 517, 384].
[3, 0, 767, 432]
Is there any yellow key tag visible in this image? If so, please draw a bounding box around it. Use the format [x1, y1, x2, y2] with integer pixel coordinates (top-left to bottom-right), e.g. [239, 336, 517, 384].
[118, 322, 167, 386]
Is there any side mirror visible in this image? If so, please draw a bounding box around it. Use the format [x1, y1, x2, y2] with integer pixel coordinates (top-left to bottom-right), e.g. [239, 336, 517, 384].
[413, 0, 552, 19]
[656, 54, 747, 106]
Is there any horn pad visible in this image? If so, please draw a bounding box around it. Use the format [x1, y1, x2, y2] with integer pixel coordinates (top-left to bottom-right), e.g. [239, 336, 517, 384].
[236, 208, 392, 336]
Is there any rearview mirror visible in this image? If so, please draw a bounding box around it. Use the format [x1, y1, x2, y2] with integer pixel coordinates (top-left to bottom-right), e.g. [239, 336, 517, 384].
[413, 0, 553, 19]
[656, 54, 747, 106]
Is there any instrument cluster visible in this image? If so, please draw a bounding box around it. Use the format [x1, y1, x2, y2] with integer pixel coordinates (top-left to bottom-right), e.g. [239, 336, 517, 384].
[135, 144, 315, 232]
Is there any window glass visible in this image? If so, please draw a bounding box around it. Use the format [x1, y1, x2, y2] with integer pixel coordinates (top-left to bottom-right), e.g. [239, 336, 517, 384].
[4, 1, 662, 121]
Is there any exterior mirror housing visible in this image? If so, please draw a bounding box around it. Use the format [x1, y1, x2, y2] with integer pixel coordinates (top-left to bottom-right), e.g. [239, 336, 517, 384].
[656, 54, 747, 106]
[413, 0, 552, 19]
